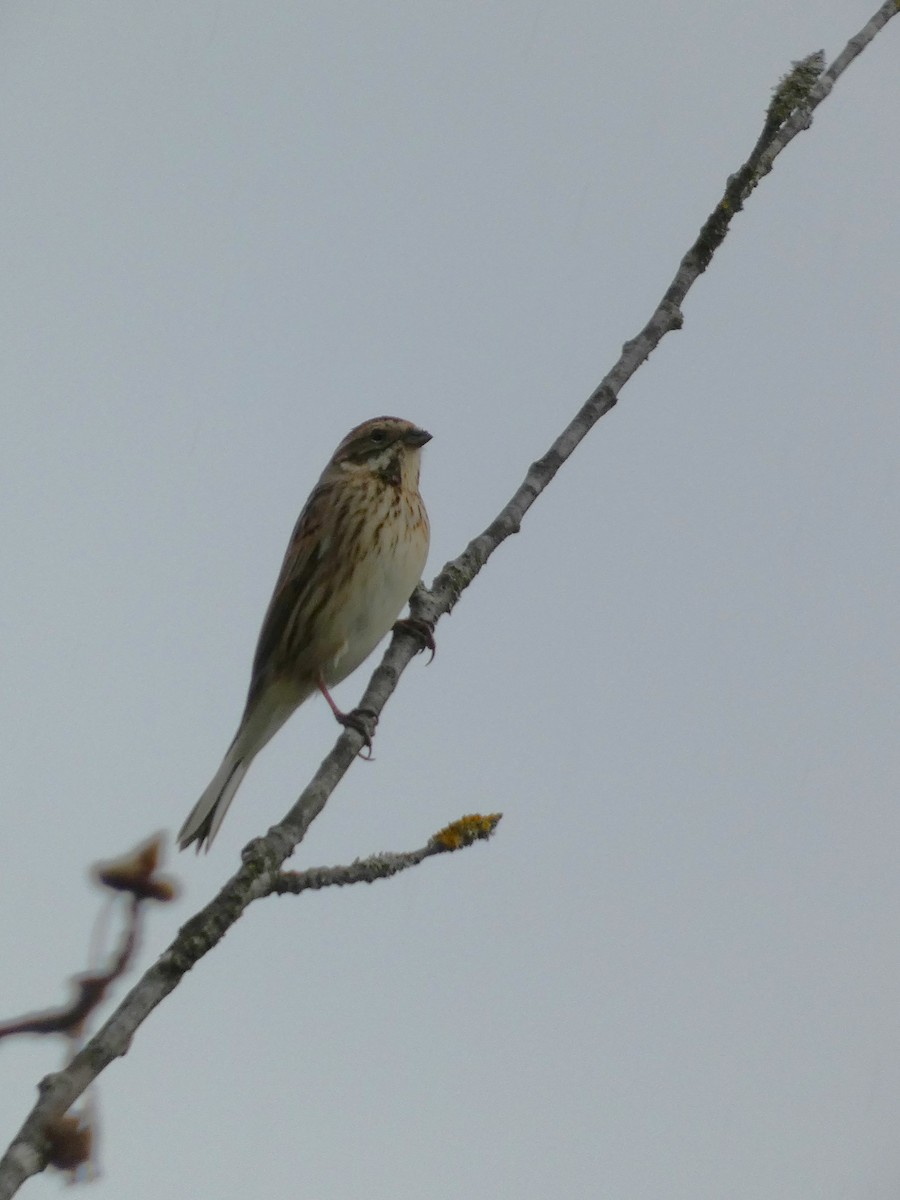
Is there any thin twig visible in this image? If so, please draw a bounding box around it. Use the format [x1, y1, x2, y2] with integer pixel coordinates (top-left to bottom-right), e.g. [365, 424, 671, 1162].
[265, 814, 503, 897]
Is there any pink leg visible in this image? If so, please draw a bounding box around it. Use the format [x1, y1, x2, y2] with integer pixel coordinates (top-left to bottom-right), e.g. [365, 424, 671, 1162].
[317, 676, 376, 758]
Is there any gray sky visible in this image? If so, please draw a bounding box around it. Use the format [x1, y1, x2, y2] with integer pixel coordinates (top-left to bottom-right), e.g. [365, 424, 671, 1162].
[1, 3, 899, 1197]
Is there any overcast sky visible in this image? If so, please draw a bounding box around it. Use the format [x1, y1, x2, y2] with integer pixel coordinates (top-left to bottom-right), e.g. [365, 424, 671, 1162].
[1, 3, 899, 1198]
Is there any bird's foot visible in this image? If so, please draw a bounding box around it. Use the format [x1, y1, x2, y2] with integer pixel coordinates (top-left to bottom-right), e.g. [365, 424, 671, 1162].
[393, 617, 436, 663]
[334, 706, 378, 759]
[318, 674, 378, 759]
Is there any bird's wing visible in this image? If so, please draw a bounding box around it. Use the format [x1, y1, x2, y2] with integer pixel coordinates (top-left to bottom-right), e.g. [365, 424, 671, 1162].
[246, 483, 337, 705]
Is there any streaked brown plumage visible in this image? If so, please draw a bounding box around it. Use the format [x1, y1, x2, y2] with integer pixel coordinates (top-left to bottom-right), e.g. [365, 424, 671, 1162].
[178, 417, 431, 852]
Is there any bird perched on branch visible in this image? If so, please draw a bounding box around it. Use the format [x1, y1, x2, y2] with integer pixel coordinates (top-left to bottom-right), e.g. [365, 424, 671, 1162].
[178, 416, 432, 852]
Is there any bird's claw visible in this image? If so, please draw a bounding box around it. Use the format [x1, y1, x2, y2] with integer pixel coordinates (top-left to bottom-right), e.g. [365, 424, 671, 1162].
[336, 706, 378, 759]
[393, 617, 436, 663]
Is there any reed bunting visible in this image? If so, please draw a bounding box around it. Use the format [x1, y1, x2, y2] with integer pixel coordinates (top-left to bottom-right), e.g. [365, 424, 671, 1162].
[178, 416, 431, 851]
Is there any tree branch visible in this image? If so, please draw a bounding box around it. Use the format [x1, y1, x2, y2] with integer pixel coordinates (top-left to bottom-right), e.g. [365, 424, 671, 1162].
[0, 4, 895, 1195]
[756, 0, 900, 179]
[264, 814, 503, 897]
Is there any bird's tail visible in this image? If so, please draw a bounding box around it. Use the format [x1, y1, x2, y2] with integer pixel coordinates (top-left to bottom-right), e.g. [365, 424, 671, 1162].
[178, 686, 300, 852]
[178, 737, 251, 853]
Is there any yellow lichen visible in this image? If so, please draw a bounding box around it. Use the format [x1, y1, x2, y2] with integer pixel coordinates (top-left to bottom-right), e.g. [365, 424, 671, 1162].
[431, 813, 502, 851]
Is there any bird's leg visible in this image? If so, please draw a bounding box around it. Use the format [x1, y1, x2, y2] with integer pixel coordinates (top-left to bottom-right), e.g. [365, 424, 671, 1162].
[317, 675, 376, 759]
[393, 617, 436, 663]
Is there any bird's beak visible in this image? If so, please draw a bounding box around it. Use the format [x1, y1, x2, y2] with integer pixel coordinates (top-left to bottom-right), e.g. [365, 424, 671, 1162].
[404, 427, 432, 448]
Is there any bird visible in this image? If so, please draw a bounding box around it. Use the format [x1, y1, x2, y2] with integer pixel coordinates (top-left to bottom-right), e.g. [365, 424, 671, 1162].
[178, 416, 432, 852]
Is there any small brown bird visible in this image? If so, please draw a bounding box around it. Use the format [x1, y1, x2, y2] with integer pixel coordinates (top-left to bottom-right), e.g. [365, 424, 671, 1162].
[178, 416, 431, 852]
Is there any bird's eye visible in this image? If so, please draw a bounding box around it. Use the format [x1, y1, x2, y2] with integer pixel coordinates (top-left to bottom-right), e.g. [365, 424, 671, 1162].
[369, 428, 388, 444]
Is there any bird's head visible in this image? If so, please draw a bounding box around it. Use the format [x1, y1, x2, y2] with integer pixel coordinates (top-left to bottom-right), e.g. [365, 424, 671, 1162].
[330, 417, 432, 490]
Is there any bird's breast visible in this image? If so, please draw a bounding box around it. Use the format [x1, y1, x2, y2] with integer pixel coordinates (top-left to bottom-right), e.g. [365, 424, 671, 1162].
[324, 492, 429, 685]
